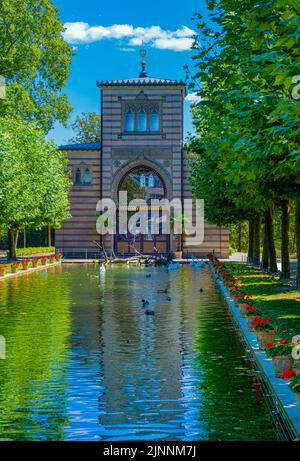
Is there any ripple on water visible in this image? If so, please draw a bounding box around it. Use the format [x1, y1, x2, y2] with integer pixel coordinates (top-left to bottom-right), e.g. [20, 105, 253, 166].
[0, 265, 277, 441]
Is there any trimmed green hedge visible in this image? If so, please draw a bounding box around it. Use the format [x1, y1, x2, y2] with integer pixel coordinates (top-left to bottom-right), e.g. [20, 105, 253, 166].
[16, 247, 55, 257]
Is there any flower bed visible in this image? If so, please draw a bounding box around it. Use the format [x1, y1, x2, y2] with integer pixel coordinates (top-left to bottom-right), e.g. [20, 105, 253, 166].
[0, 254, 62, 278]
[209, 254, 300, 370]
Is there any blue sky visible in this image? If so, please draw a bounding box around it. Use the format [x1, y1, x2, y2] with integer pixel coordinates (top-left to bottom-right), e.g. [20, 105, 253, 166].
[49, 0, 208, 145]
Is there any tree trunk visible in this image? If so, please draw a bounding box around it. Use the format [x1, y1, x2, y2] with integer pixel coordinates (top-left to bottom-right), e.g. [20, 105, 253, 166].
[248, 221, 254, 264]
[237, 222, 242, 252]
[48, 224, 52, 247]
[15, 230, 19, 252]
[281, 200, 290, 279]
[8, 228, 17, 261]
[23, 227, 26, 248]
[296, 200, 300, 288]
[253, 217, 261, 266]
[265, 207, 278, 273]
[262, 220, 269, 270]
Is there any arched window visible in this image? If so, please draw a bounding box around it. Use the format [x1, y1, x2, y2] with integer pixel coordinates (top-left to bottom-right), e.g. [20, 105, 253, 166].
[75, 168, 81, 185]
[148, 174, 154, 188]
[83, 168, 91, 185]
[125, 110, 134, 132]
[140, 174, 146, 187]
[119, 167, 165, 202]
[150, 110, 159, 132]
[137, 110, 147, 132]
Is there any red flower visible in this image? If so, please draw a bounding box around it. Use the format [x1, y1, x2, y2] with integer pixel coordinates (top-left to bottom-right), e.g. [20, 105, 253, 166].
[278, 339, 289, 345]
[251, 317, 263, 326]
[266, 343, 273, 349]
[281, 369, 296, 379]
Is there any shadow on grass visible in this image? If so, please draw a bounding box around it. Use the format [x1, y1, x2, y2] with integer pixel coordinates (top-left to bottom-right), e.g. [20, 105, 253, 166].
[226, 263, 300, 338]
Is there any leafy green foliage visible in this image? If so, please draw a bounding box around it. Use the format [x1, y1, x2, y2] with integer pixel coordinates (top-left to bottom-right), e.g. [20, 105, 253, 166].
[0, 0, 73, 132]
[189, 0, 300, 223]
[0, 117, 72, 236]
[69, 112, 101, 144]
[16, 247, 55, 257]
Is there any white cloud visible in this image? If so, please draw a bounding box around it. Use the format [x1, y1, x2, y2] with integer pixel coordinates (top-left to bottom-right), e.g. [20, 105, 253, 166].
[63, 22, 196, 52]
[185, 93, 202, 102]
[154, 37, 194, 52]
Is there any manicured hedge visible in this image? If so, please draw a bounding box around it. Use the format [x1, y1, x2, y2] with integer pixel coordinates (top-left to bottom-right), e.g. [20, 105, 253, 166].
[16, 247, 55, 257]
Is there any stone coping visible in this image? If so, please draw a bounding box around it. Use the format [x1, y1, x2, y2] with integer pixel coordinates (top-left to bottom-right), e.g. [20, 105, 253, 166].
[0, 261, 61, 281]
[61, 258, 207, 264]
[208, 261, 300, 440]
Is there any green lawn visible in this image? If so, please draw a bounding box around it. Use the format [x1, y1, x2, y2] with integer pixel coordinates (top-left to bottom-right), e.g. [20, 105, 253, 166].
[226, 263, 300, 339]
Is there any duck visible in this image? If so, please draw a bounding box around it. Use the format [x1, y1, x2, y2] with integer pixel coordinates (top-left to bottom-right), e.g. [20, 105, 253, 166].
[157, 288, 168, 293]
[146, 274, 152, 278]
[166, 296, 172, 302]
[199, 288, 204, 292]
[141, 299, 150, 307]
[145, 309, 155, 316]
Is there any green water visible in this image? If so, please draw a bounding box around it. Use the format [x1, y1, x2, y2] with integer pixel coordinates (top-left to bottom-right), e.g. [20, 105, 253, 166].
[0, 265, 277, 441]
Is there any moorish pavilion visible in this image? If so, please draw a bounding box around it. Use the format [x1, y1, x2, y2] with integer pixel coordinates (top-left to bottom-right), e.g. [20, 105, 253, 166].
[56, 49, 229, 258]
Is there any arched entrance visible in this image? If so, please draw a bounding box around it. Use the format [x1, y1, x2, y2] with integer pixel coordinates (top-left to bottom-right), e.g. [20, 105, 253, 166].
[114, 166, 170, 256]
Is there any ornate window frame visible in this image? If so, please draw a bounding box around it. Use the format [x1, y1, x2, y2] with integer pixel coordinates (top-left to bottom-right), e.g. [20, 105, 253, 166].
[122, 92, 162, 134]
[73, 162, 93, 187]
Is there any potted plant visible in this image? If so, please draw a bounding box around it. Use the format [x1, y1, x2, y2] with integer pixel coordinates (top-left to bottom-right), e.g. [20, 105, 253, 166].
[32, 257, 39, 268]
[281, 368, 296, 379]
[244, 305, 263, 329]
[265, 340, 294, 378]
[238, 302, 256, 317]
[11, 261, 20, 274]
[0, 264, 7, 277]
[288, 375, 300, 408]
[251, 317, 276, 350]
[21, 259, 30, 270]
[55, 252, 63, 262]
[40, 256, 48, 265]
[49, 254, 56, 264]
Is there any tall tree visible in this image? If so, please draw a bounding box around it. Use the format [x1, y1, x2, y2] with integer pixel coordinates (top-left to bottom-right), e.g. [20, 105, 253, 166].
[0, 118, 71, 259]
[0, 0, 73, 132]
[69, 112, 101, 144]
[189, 0, 300, 272]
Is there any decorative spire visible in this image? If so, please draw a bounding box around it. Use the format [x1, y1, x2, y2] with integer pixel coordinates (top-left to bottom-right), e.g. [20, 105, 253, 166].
[139, 43, 148, 78]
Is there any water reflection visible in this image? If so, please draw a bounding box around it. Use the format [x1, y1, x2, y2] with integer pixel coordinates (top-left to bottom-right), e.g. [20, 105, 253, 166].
[0, 266, 71, 440]
[0, 265, 276, 441]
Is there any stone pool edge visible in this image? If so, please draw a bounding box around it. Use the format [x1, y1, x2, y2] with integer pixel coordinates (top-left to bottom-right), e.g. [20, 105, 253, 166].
[0, 261, 62, 281]
[208, 261, 300, 440]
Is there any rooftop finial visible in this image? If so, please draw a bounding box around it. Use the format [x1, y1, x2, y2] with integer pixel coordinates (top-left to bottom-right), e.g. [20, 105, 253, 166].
[139, 42, 147, 78]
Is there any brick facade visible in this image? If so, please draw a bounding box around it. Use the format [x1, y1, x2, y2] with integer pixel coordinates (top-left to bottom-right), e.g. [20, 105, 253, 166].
[56, 75, 229, 258]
